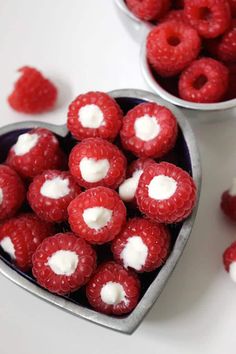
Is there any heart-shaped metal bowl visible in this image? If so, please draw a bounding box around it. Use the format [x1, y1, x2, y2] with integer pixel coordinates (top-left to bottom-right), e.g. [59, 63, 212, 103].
[0, 89, 201, 334]
[115, 0, 236, 112]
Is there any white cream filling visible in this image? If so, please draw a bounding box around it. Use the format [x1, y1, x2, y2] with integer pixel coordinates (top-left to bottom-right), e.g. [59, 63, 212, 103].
[40, 177, 70, 199]
[119, 169, 143, 202]
[83, 207, 112, 231]
[79, 104, 105, 129]
[0, 237, 16, 260]
[80, 157, 110, 183]
[134, 115, 160, 142]
[229, 178, 236, 196]
[47, 250, 79, 276]
[229, 261, 236, 282]
[121, 236, 148, 271]
[100, 281, 128, 306]
[148, 175, 177, 200]
[0, 188, 3, 205]
[13, 133, 39, 156]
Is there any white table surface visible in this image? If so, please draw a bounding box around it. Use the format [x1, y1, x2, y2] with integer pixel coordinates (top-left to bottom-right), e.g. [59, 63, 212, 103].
[1, 1, 236, 353]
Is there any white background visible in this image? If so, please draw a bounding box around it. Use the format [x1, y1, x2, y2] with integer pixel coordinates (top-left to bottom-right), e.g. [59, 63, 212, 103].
[1, 1, 236, 353]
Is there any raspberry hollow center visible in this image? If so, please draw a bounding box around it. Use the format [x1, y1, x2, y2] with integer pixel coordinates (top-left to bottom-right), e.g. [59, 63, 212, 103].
[134, 115, 160, 142]
[47, 250, 79, 276]
[100, 281, 128, 305]
[167, 36, 181, 47]
[121, 236, 148, 271]
[198, 7, 212, 21]
[148, 175, 177, 200]
[13, 133, 39, 156]
[0, 188, 3, 205]
[80, 157, 110, 183]
[79, 104, 105, 129]
[40, 177, 70, 199]
[83, 207, 113, 231]
[0, 237, 16, 260]
[193, 75, 208, 90]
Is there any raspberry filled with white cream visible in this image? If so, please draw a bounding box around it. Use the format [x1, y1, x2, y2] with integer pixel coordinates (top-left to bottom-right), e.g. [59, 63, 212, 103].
[68, 187, 126, 244]
[86, 261, 140, 315]
[28, 170, 81, 223]
[69, 138, 126, 189]
[67, 91, 123, 141]
[120, 102, 177, 158]
[112, 218, 170, 272]
[221, 178, 236, 221]
[223, 241, 236, 283]
[136, 162, 197, 223]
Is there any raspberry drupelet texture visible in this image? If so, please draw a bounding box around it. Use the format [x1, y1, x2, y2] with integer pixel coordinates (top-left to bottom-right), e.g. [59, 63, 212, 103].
[86, 261, 140, 315]
[146, 20, 201, 77]
[221, 179, 236, 221]
[178, 58, 229, 103]
[161, 9, 187, 23]
[69, 138, 126, 189]
[68, 187, 126, 244]
[67, 91, 123, 141]
[32, 232, 97, 295]
[184, 0, 231, 38]
[0, 213, 55, 270]
[126, 0, 171, 21]
[28, 170, 81, 223]
[6, 128, 66, 179]
[0, 165, 25, 220]
[120, 102, 177, 158]
[8, 67, 57, 114]
[112, 218, 170, 272]
[223, 241, 236, 282]
[136, 162, 197, 223]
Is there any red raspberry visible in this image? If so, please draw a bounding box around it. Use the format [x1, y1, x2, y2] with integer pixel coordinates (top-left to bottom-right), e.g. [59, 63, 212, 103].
[225, 64, 236, 100]
[112, 218, 170, 272]
[68, 187, 126, 244]
[0, 165, 25, 220]
[8, 67, 57, 114]
[223, 241, 236, 282]
[69, 138, 126, 189]
[126, 0, 171, 21]
[67, 92, 123, 142]
[32, 232, 96, 295]
[86, 261, 140, 315]
[178, 58, 229, 103]
[28, 170, 81, 223]
[136, 162, 197, 223]
[161, 10, 187, 23]
[146, 21, 201, 77]
[6, 128, 66, 179]
[221, 179, 236, 221]
[228, 0, 236, 16]
[173, 0, 185, 9]
[118, 158, 155, 203]
[184, 0, 231, 38]
[0, 213, 55, 270]
[120, 102, 177, 158]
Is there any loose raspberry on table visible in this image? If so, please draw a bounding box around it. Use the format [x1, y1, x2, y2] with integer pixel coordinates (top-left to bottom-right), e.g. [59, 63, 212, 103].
[120, 102, 177, 158]
[28, 170, 81, 223]
[68, 187, 126, 244]
[178, 57, 229, 103]
[67, 91, 123, 141]
[136, 162, 197, 223]
[112, 218, 170, 272]
[32, 232, 96, 295]
[221, 178, 236, 221]
[86, 261, 140, 315]
[126, 0, 171, 21]
[69, 138, 126, 189]
[0, 165, 25, 220]
[223, 241, 236, 282]
[184, 0, 231, 38]
[8, 67, 57, 114]
[146, 21, 201, 77]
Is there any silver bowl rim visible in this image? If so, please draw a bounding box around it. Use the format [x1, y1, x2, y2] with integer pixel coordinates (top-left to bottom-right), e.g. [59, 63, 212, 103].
[0, 89, 201, 334]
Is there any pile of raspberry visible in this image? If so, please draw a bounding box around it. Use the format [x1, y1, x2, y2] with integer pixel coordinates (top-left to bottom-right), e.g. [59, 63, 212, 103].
[0, 91, 197, 316]
[127, 0, 236, 103]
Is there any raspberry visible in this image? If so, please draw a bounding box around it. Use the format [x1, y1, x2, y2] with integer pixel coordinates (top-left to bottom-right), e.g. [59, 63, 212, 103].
[228, 0, 236, 16]
[0, 165, 25, 220]
[173, 0, 185, 9]
[223, 241, 236, 282]
[67, 92, 123, 142]
[8, 67, 57, 114]
[126, 0, 171, 21]
[136, 162, 197, 223]
[184, 0, 231, 38]
[32, 232, 96, 295]
[178, 58, 229, 103]
[146, 21, 201, 77]
[161, 10, 187, 23]
[120, 102, 177, 158]
[112, 218, 170, 272]
[221, 179, 236, 221]
[118, 158, 155, 203]
[225, 64, 236, 100]
[86, 261, 140, 315]
[68, 187, 126, 244]
[0, 213, 55, 270]
[28, 170, 81, 223]
[69, 138, 126, 189]
[6, 128, 66, 179]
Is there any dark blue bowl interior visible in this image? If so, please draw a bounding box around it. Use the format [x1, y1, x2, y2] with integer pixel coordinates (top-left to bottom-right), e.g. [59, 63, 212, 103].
[0, 96, 192, 317]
